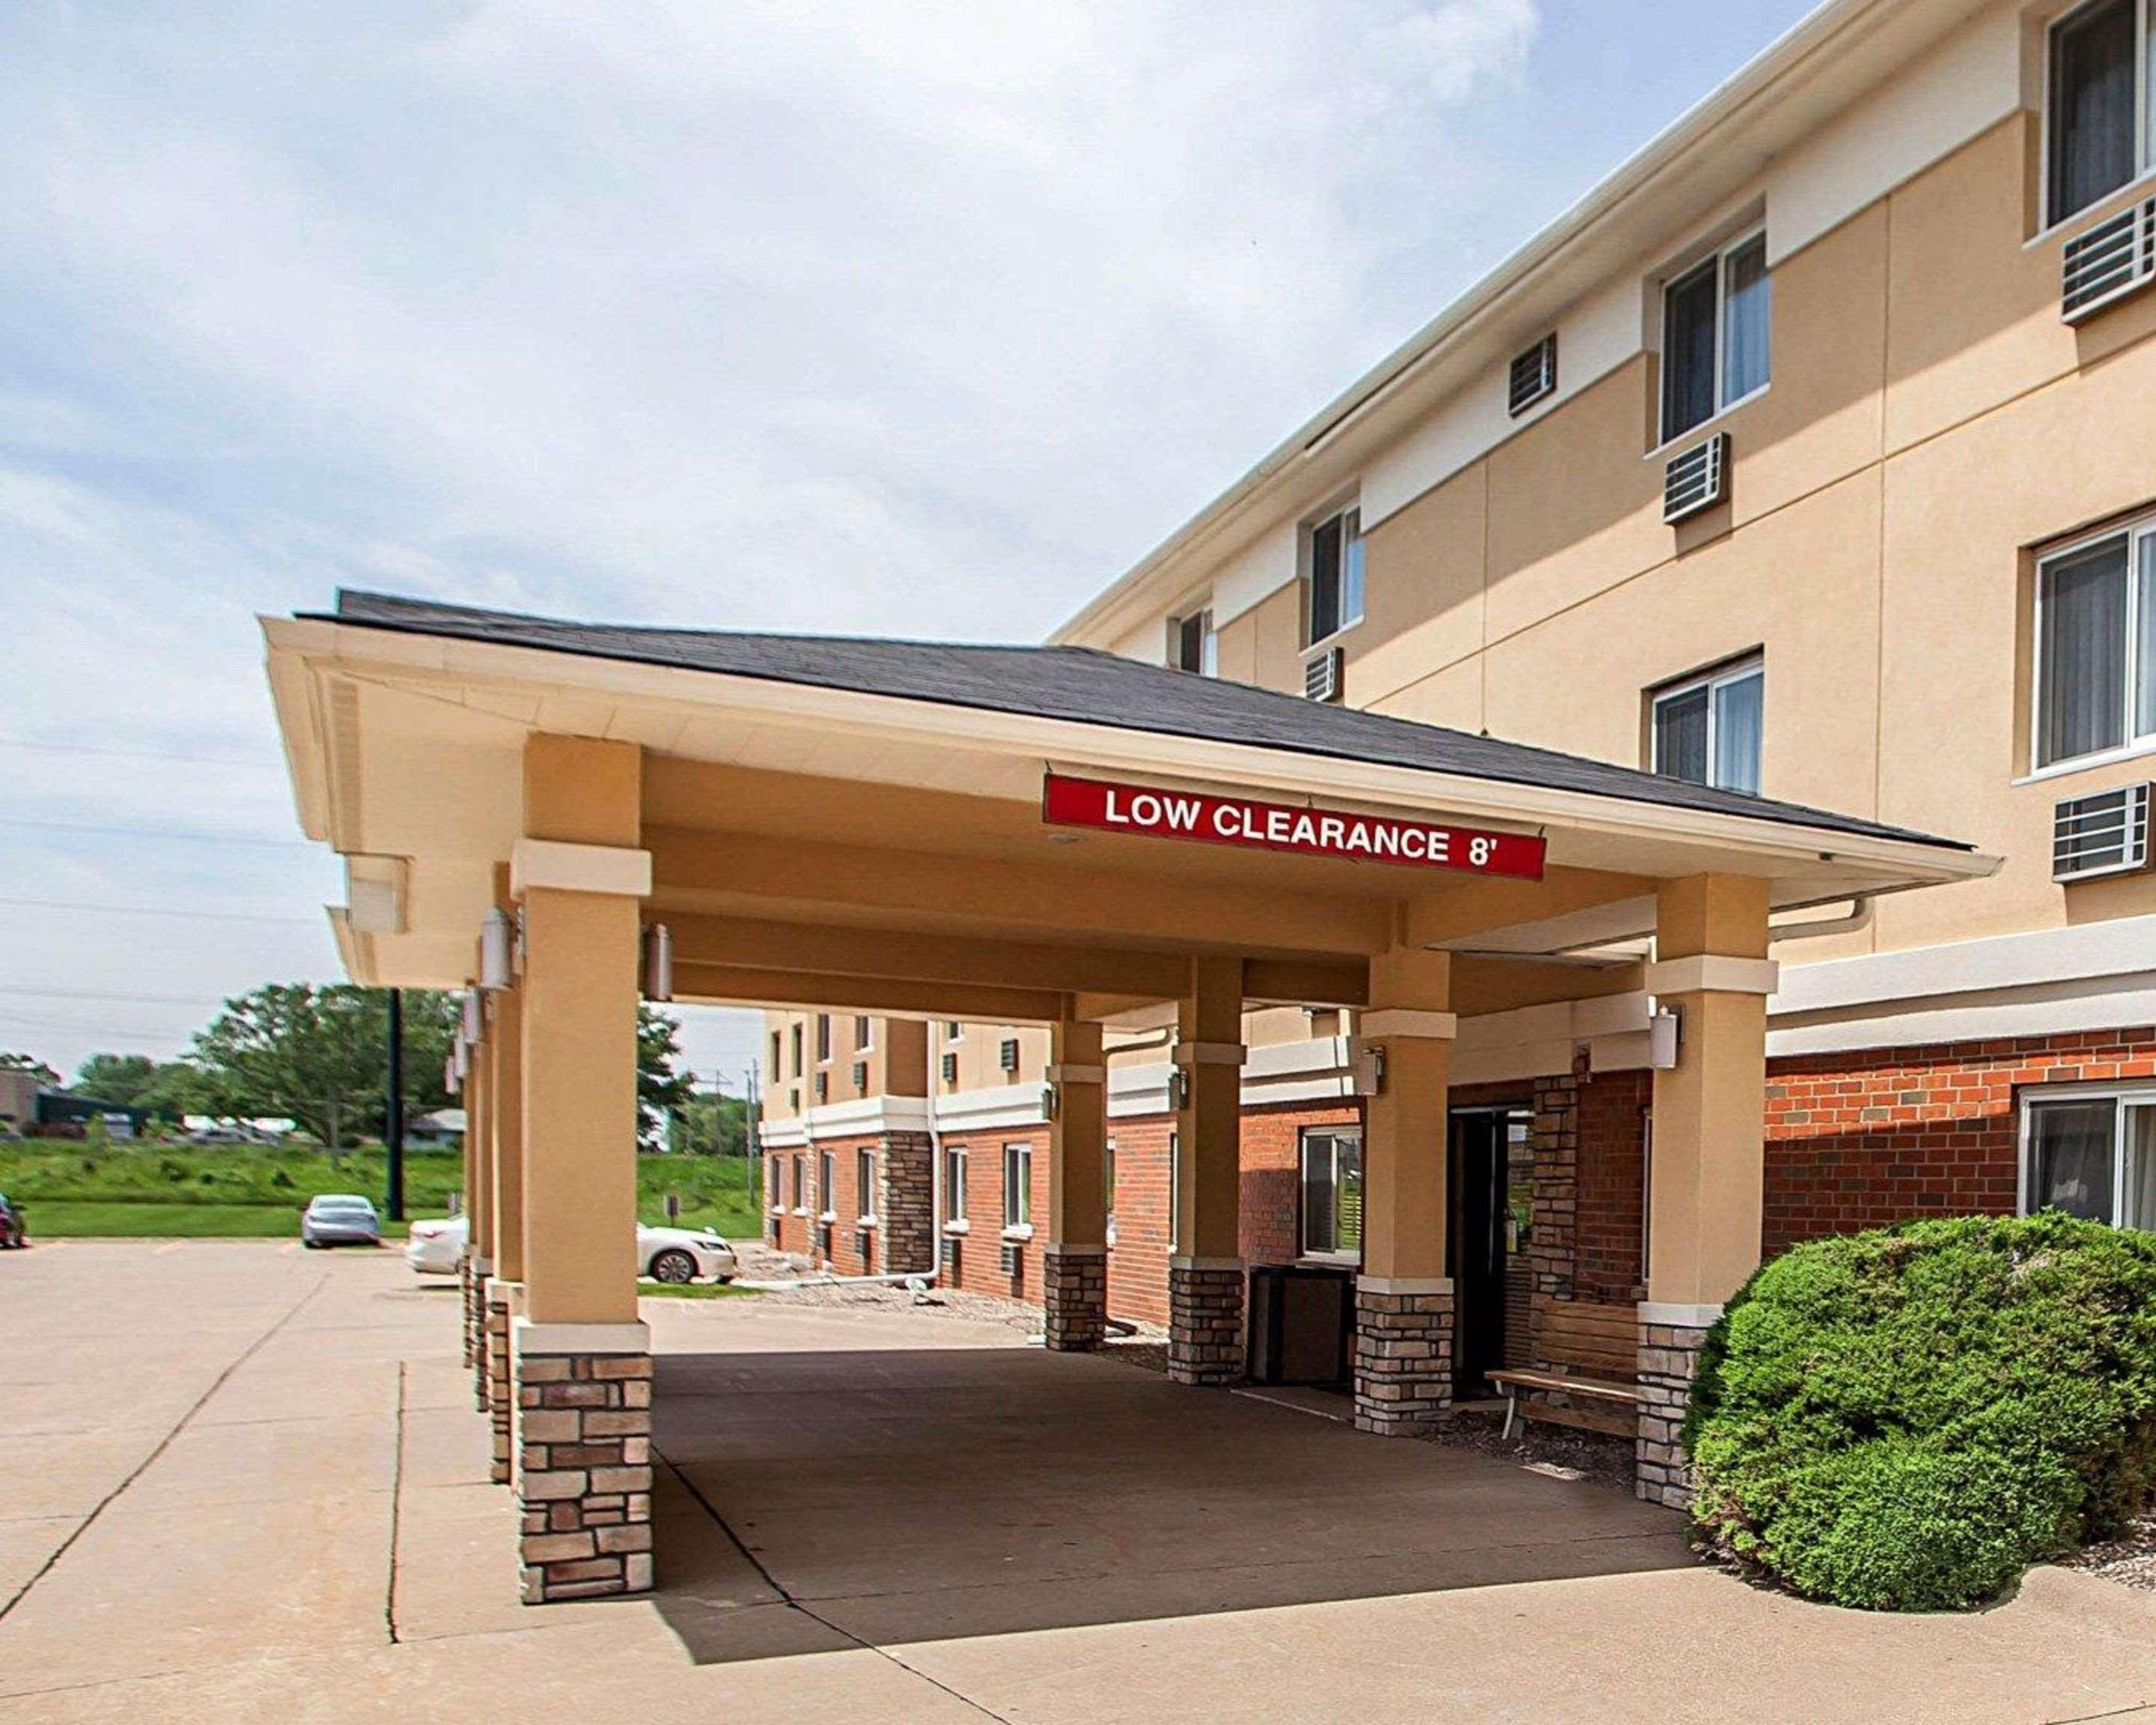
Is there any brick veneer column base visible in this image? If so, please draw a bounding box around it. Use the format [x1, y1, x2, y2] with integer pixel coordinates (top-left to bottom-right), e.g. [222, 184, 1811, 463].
[1168, 1260, 1244, 1385]
[877, 1131, 935, 1280]
[467, 1256, 493, 1411]
[1043, 1245, 1106, 1351]
[514, 1322, 654, 1603]
[484, 1280, 517, 1485]
[1636, 1307, 1717, 1510]
[1353, 1280, 1455, 1435]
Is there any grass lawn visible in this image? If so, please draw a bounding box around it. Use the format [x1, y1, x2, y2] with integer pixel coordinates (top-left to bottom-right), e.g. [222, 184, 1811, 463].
[22, 1202, 410, 1239]
[0, 1143, 763, 1240]
[636, 1281, 760, 1300]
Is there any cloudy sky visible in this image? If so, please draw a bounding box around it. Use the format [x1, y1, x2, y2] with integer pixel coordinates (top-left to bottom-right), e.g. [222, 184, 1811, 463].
[0, 0, 1815, 1089]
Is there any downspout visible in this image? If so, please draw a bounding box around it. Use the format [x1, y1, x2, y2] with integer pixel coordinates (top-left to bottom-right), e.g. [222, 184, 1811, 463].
[1767, 897, 1875, 944]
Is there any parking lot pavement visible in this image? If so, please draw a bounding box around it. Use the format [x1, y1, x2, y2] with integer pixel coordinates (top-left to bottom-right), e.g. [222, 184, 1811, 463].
[2, 1240, 2155, 1724]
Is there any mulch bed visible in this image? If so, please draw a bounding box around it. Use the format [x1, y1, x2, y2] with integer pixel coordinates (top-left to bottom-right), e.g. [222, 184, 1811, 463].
[2063, 1514, 2156, 1592]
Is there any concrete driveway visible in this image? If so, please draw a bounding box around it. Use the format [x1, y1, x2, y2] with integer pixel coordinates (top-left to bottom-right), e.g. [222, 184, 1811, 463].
[1, 1241, 2153, 1723]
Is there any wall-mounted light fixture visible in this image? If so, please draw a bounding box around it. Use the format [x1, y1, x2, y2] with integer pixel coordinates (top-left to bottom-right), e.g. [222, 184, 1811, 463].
[460, 991, 482, 1046]
[643, 922, 674, 1002]
[1348, 1040, 1386, 1098]
[1168, 1067, 1190, 1112]
[479, 908, 514, 991]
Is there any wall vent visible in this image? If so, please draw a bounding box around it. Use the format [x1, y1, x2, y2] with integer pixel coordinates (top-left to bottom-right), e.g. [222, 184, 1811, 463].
[941, 1051, 958, 1086]
[999, 1037, 1020, 1073]
[1507, 332, 1557, 416]
[1663, 433, 1729, 523]
[2053, 785, 2152, 881]
[851, 1061, 868, 1090]
[2062, 199, 2156, 323]
[1303, 646, 1344, 703]
[999, 1242, 1023, 1277]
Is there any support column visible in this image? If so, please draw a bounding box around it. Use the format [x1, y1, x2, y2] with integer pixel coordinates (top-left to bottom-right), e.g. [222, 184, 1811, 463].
[466, 1020, 493, 1408]
[1044, 1014, 1107, 1351]
[1636, 874, 1774, 1510]
[511, 734, 653, 1602]
[484, 869, 526, 1486]
[1354, 948, 1457, 1436]
[1169, 955, 1244, 1386]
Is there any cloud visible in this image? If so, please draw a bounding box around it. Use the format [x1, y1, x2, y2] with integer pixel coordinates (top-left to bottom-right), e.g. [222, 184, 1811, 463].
[0, 0, 1544, 1074]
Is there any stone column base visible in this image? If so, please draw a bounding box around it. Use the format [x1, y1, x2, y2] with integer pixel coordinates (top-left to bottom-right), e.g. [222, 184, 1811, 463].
[514, 1321, 655, 1603]
[459, 1256, 476, 1369]
[484, 1280, 520, 1485]
[1043, 1245, 1107, 1351]
[1636, 1304, 1719, 1510]
[1353, 1278, 1455, 1435]
[467, 1256, 493, 1411]
[1167, 1259, 1244, 1385]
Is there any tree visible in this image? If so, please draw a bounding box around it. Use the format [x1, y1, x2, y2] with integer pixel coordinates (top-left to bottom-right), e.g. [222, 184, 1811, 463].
[674, 1088, 749, 1158]
[73, 1053, 159, 1106]
[0, 1052, 59, 1086]
[188, 985, 457, 1153]
[637, 1007, 694, 1149]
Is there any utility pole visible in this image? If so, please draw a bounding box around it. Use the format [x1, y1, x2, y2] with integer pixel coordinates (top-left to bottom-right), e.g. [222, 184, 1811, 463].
[744, 1060, 760, 1205]
[385, 988, 406, 1222]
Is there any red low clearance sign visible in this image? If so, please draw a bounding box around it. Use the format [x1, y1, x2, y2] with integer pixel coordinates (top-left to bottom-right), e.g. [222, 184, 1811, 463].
[1041, 773, 1545, 880]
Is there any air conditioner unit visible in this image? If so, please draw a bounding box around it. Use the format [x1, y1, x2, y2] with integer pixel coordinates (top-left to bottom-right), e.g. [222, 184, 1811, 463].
[1303, 646, 1344, 703]
[1508, 332, 1557, 416]
[1663, 433, 1729, 523]
[2062, 198, 2156, 323]
[2053, 785, 2152, 881]
[999, 1038, 1020, 1073]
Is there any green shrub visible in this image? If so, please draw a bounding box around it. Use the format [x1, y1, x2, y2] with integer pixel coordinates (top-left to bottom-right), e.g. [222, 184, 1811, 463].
[1686, 1212, 2156, 1610]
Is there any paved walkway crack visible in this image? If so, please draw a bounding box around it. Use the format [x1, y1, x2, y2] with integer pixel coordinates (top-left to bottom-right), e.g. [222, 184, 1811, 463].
[656, 1446, 1015, 1724]
[0, 1270, 330, 1622]
[386, 1359, 408, 1645]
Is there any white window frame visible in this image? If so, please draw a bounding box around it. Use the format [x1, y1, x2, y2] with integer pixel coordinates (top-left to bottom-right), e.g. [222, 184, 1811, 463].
[1169, 607, 1219, 677]
[815, 1014, 832, 1065]
[1303, 502, 1366, 648]
[790, 1154, 806, 1215]
[1655, 225, 1770, 450]
[2028, 513, 2156, 778]
[945, 1145, 968, 1224]
[1104, 1137, 1118, 1248]
[856, 1146, 876, 1223]
[1299, 1126, 1364, 1262]
[854, 1015, 874, 1053]
[1649, 654, 1764, 791]
[945, 1020, 964, 1042]
[2018, 1080, 2156, 1227]
[817, 1150, 835, 1223]
[1002, 1141, 1032, 1232]
[2043, 0, 2155, 231]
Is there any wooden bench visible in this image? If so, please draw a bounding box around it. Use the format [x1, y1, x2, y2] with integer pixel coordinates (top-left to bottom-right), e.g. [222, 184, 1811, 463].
[1487, 1299, 1642, 1440]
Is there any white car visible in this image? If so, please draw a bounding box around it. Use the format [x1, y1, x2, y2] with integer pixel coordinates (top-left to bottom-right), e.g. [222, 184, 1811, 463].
[405, 1213, 737, 1284]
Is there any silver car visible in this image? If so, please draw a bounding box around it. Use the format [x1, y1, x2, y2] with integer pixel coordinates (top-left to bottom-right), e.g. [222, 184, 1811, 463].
[301, 1193, 381, 1248]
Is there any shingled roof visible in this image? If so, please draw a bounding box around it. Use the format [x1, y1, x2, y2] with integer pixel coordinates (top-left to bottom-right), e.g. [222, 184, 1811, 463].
[320, 589, 1968, 853]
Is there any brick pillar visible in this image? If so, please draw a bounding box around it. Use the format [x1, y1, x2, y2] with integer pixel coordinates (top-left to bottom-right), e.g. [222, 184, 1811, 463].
[1044, 1246, 1106, 1350]
[1353, 1280, 1455, 1435]
[1167, 1261, 1244, 1384]
[513, 1323, 654, 1601]
[468, 1256, 493, 1411]
[877, 1130, 934, 1277]
[1526, 1068, 1580, 1324]
[1636, 1306, 1716, 1509]
[459, 1253, 477, 1369]
[484, 1277, 517, 1485]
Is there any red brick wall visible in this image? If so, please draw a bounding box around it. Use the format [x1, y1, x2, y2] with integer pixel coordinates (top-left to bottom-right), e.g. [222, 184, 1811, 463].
[1763, 1029, 2156, 1254]
[1106, 1116, 1172, 1327]
[936, 1125, 1052, 1303]
[1237, 1101, 1362, 1267]
[1574, 1070, 1648, 1301]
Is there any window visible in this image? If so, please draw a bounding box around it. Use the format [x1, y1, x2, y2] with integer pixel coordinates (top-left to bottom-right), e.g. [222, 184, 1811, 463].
[852, 1060, 868, 1092]
[768, 1031, 781, 1081]
[945, 1020, 963, 1041]
[1306, 505, 1365, 645]
[766, 1156, 781, 1207]
[1660, 230, 1770, 443]
[1003, 1143, 1032, 1227]
[2034, 520, 2156, 770]
[1300, 1128, 1365, 1259]
[1651, 657, 1764, 794]
[814, 1071, 828, 1104]
[1105, 1138, 1118, 1247]
[2024, 1092, 2156, 1229]
[818, 1151, 834, 1216]
[857, 1148, 876, 1220]
[945, 1146, 968, 1222]
[854, 1015, 872, 1050]
[789, 1022, 803, 1077]
[2048, 0, 2143, 226]
[815, 1014, 831, 1062]
[1170, 609, 1218, 676]
[789, 1155, 804, 1210]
